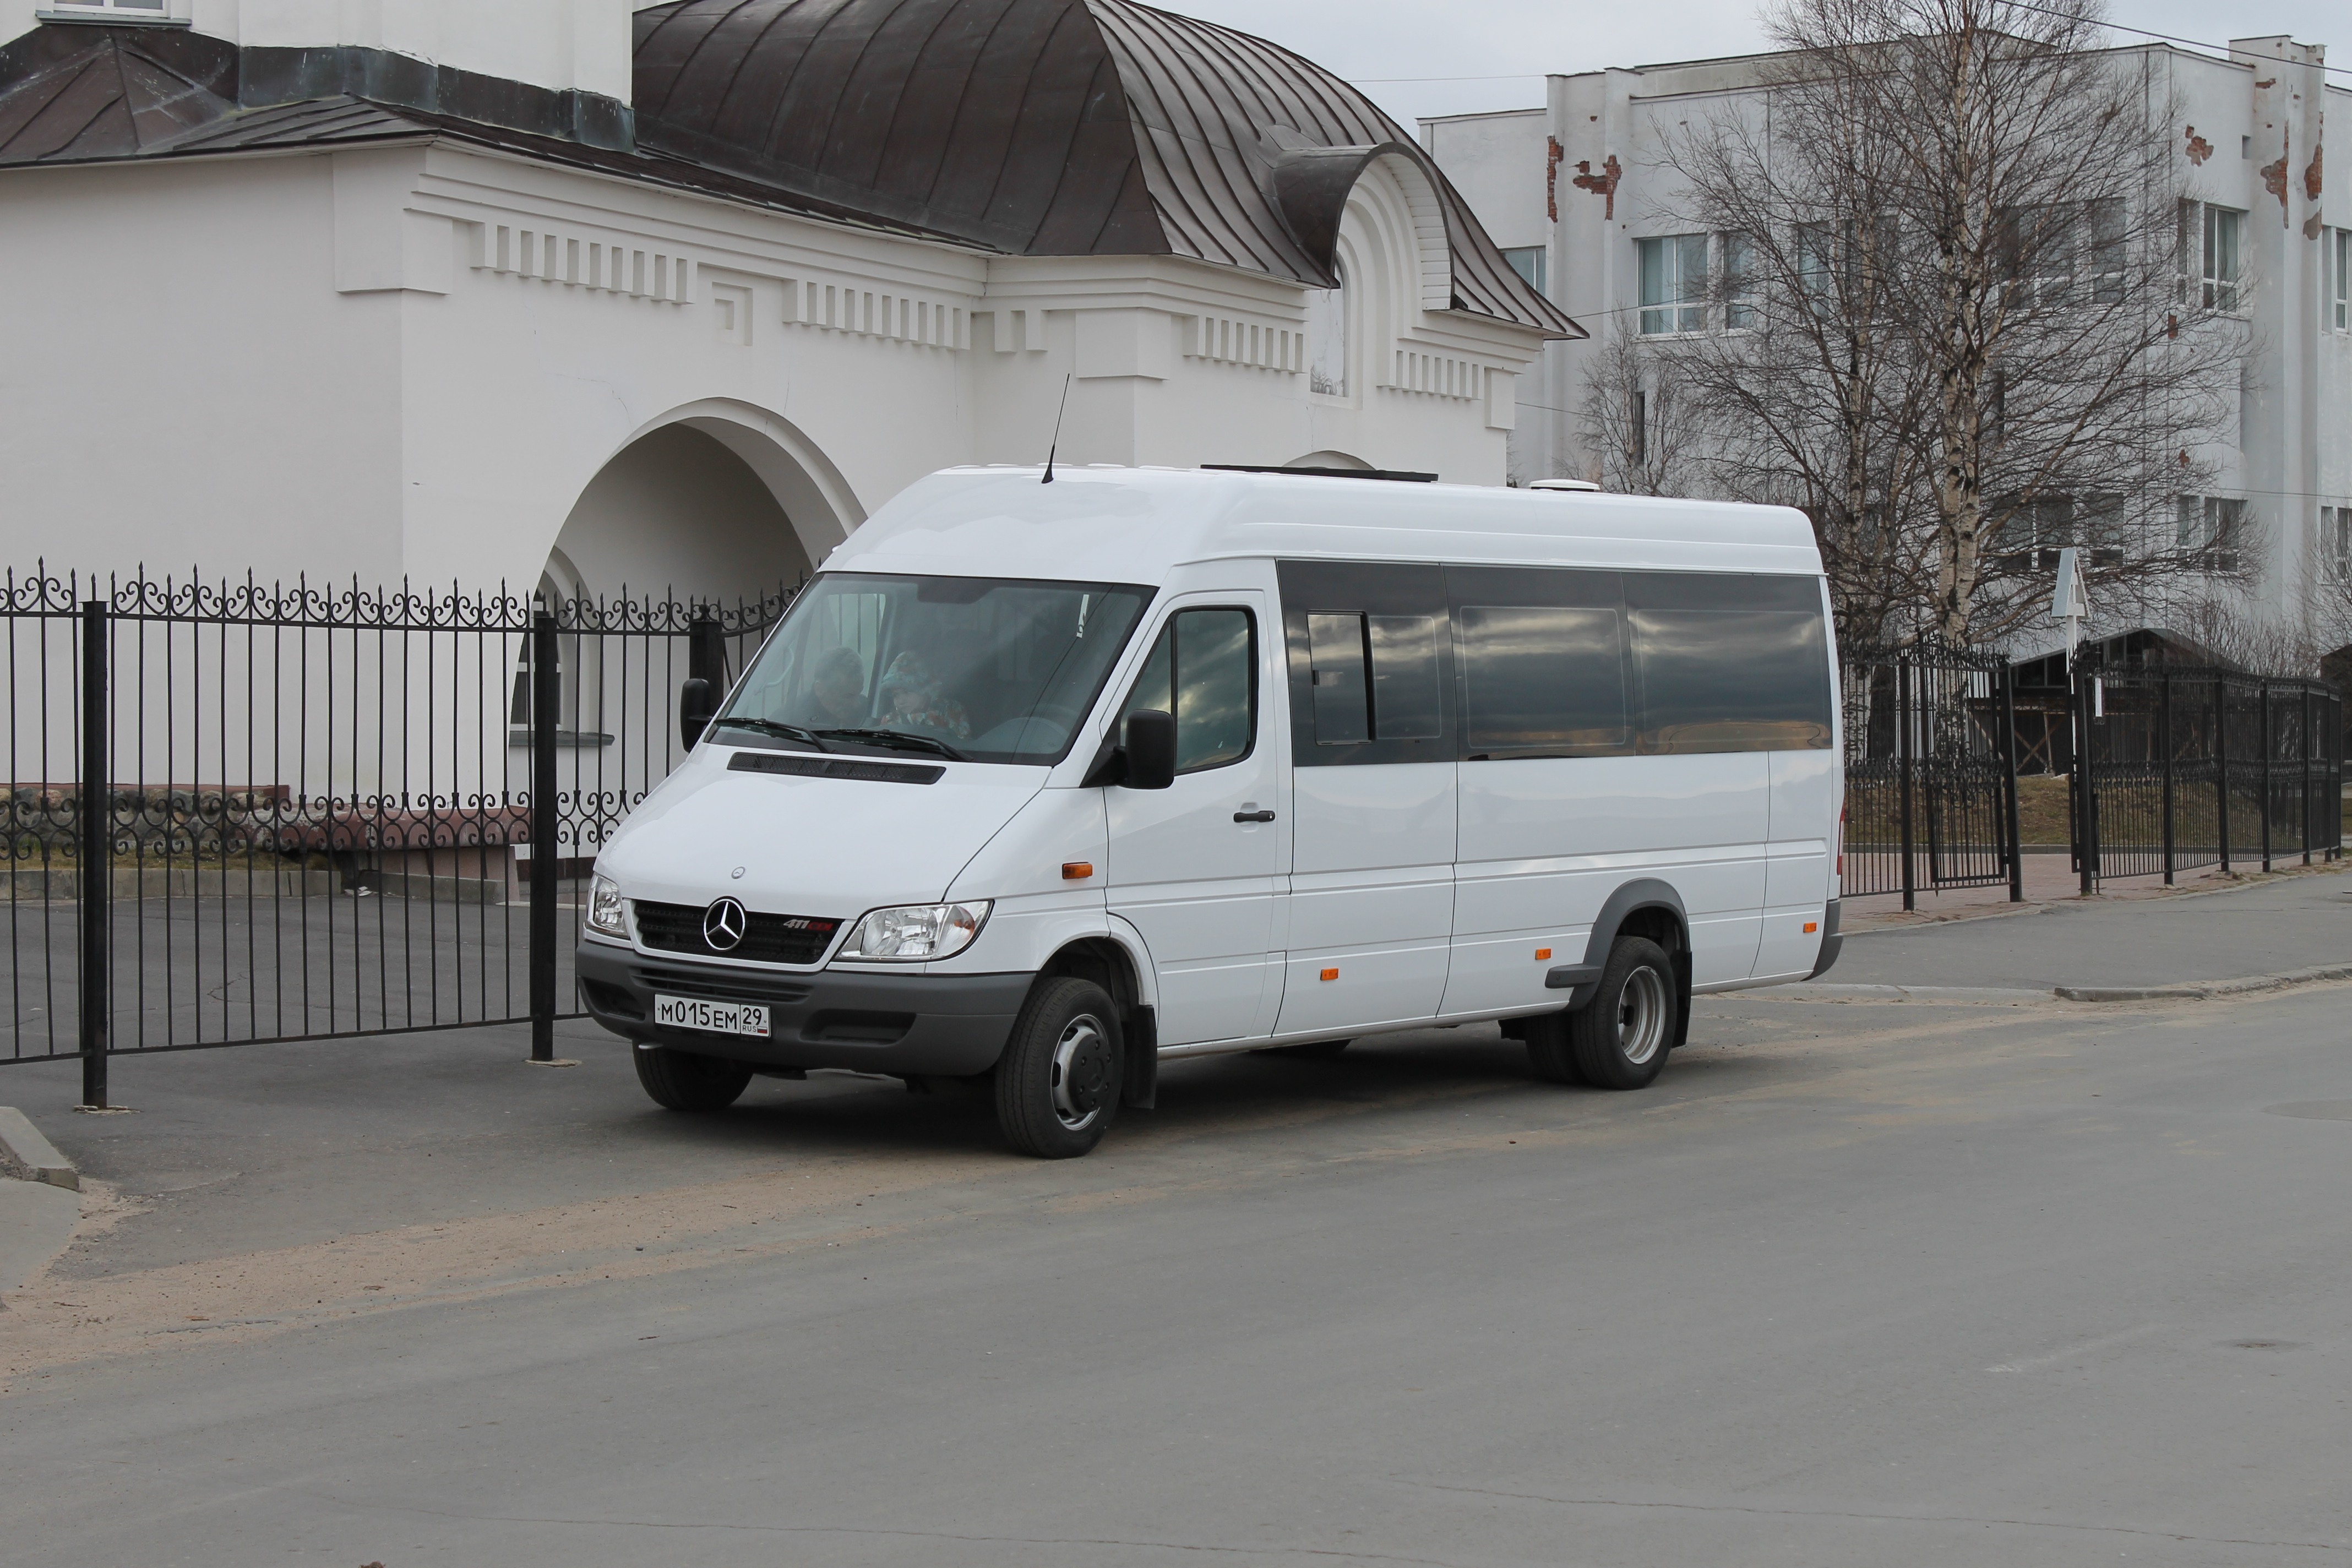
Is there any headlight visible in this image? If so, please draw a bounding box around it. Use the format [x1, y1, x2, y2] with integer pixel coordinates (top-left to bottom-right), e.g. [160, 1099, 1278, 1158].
[586, 875, 628, 939]
[836, 901, 991, 961]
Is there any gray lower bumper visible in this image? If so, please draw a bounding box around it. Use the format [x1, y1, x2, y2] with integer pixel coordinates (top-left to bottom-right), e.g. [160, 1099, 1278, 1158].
[576, 942, 1033, 1076]
[1807, 899, 1844, 979]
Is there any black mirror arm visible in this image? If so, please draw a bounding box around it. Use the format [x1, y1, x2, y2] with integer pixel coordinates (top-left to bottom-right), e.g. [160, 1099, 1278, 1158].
[1078, 731, 1127, 788]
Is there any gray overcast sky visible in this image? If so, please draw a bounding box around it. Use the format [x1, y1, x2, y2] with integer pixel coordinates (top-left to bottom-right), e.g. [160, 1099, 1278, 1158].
[1145, 0, 2344, 128]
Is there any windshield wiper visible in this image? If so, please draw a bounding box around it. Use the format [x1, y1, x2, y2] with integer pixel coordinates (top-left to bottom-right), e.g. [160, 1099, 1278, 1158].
[710, 717, 830, 752]
[814, 727, 970, 761]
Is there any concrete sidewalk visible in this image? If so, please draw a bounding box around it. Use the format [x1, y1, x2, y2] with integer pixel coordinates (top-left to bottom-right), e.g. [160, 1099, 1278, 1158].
[1827, 864, 2352, 993]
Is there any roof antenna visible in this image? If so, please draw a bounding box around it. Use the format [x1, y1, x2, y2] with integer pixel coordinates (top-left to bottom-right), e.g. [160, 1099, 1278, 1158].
[1041, 373, 1072, 484]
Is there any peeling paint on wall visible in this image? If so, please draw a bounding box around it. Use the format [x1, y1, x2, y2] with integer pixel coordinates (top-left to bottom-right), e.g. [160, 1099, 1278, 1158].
[2262, 129, 2290, 222]
[2185, 126, 2213, 165]
[1547, 135, 1564, 222]
[2304, 141, 2323, 201]
[1571, 155, 1621, 219]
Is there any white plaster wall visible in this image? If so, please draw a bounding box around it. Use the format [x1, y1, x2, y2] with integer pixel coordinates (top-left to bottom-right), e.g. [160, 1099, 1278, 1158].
[0, 153, 406, 586]
[1421, 111, 1550, 252]
[0, 139, 1544, 595]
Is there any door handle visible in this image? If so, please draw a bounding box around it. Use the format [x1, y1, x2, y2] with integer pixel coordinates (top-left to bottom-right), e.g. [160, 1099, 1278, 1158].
[1233, 809, 1276, 823]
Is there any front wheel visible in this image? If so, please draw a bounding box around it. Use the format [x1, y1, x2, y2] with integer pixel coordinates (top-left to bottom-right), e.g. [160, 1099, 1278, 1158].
[633, 1044, 754, 1112]
[1567, 936, 1677, 1090]
[994, 977, 1123, 1158]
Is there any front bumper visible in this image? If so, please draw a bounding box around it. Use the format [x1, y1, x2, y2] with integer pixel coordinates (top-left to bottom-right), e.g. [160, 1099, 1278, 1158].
[576, 941, 1033, 1076]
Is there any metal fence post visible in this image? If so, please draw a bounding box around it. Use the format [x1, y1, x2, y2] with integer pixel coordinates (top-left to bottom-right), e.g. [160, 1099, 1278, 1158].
[2160, 670, 2175, 885]
[2301, 686, 2313, 867]
[2075, 657, 2097, 895]
[2260, 683, 2273, 873]
[77, 598, 109, 1109]
[527, 611, 559, 1064]
[2215, 674, 2231, 874]
[2000, 661, 2024, 902]
[1897, 655, 1916, 912]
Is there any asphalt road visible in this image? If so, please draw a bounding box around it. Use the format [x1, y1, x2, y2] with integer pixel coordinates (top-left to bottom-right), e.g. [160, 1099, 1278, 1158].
[4, 918, 2351, 1565]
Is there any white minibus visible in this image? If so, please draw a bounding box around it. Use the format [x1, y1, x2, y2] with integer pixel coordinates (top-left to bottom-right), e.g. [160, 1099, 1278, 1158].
[578, 465, 1843, 1157]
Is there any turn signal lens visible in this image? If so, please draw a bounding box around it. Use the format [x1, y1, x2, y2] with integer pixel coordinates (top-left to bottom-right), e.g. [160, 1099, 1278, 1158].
[1320, 967, 1339, 982]
[1061, 862, 1093, 880]
[586, 875, 628, 939]
[837, 901, 992, 961]
[1804, 921, 1819, 934]
[1534, 948, 1553, 961]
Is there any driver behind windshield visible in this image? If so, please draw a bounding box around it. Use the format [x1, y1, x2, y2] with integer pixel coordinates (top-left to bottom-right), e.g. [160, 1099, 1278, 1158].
[876, 650, 971, 743]
[806, 645, 868, 726]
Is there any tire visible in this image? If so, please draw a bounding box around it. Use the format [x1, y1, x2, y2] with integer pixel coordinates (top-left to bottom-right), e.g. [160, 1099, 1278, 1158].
[1568, 937, 1677, 1090]
[1522, 1012, 1586, 1084]
[632, 1043, 755, 1112]
[1261, 1038, 1351, 1060]
[994, 977, 1123, 1158]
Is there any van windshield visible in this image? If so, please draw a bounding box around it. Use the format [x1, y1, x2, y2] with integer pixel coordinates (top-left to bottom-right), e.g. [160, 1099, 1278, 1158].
[714, 573, 1154, 765]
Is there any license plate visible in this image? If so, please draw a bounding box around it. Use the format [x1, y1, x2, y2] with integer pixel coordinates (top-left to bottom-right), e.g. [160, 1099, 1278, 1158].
[654, 994, 770, 1038]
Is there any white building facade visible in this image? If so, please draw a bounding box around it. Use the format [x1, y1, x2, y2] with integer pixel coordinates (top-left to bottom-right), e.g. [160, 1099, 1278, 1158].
[0, 0, 1567, 609]
[1425, 35, 2350, 646]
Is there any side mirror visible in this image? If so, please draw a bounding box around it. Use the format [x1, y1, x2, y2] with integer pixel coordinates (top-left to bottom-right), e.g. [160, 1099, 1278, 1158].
[1123, 709, 1177, 790]
[679, 678, 716, 750]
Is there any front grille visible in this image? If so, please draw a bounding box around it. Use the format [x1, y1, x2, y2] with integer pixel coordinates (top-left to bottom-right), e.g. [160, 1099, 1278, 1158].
[630, 963, 815, 1006]
[631, 901, 841, 965]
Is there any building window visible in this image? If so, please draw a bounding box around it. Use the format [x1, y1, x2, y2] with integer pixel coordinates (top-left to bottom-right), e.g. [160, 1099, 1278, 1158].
[2181, 203, 2243, 311]
[1721, 232, 1757, 329]
[2331, 229, 2350, 332]
[1501, 246, 1548, 296]
[1637, 234, 1707, 334]
[37, 0, 176, 15]
[2325, 505, 2352, 577]
[2176, 494, 2245, 574]
[1308, 261, 1348, 397]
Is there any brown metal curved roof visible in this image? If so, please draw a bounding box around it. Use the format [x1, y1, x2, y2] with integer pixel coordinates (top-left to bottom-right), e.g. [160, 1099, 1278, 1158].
[635, 0, 1575, 334]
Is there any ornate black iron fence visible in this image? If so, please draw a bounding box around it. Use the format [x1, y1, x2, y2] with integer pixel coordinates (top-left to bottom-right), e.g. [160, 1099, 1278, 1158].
[2, 567, 793, 1103]
[1840, 639, 2024, 907]
[2076, 663, 2341, 885]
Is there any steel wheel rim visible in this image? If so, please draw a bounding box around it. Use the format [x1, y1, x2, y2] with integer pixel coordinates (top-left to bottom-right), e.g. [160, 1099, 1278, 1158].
[1049, 1014, 1110, 1131]
[1615, 967, 1667, 1066]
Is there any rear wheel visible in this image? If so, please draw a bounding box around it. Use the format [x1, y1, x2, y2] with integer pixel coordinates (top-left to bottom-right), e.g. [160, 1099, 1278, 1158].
[994, 977, 1122, 1158]
[633, 1044, 755, 1112]
[1568, 937, 1676, 1090]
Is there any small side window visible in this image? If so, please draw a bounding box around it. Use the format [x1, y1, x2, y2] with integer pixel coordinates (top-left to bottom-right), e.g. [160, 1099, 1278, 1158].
[1118, 608, 1257, 772]
[1308, 613, 1370, 744]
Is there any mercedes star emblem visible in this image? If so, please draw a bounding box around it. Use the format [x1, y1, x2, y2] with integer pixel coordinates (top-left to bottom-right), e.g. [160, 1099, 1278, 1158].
[702, 897, 748, 951]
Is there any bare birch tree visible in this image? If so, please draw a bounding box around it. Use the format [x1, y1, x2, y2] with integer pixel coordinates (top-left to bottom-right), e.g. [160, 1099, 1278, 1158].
[1585, 0, 2246, 647]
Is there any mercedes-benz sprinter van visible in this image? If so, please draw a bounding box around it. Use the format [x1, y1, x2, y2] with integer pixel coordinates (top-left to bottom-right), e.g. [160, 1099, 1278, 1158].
[578, 465, 1843, 1157]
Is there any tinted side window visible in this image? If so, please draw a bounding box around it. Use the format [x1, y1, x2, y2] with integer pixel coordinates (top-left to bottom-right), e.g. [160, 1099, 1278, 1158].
[1624, 573, 1832, 753]
[1458, 605, 1629, 754]
[1446, 565, 1630, 759]
[1278, 561, 1454, 766]
[1117, 608, 1257, 772]
[1369, 616, 1443, 739]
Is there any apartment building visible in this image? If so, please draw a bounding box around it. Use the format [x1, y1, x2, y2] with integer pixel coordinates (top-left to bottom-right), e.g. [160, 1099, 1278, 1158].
[1425, 35, 2350, 643]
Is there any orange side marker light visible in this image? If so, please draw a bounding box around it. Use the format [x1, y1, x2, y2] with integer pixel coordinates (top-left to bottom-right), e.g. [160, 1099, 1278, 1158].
[1320, 967, 1339, 982]
[1803, 921, 1819, 933]
[1534, 948, 1553, 961]
[1061, 862, 1093, 880]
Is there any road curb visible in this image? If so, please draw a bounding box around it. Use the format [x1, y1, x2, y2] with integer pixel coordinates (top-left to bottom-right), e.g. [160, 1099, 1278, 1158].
[2055, 963, 2352, 1003]
[0, 1107, 78, 1191]
[1754, 984, 2051, 1004]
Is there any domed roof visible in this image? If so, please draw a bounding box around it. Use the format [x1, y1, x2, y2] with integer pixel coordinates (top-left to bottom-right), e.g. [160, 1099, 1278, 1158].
[634, 0, 1571, 333]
